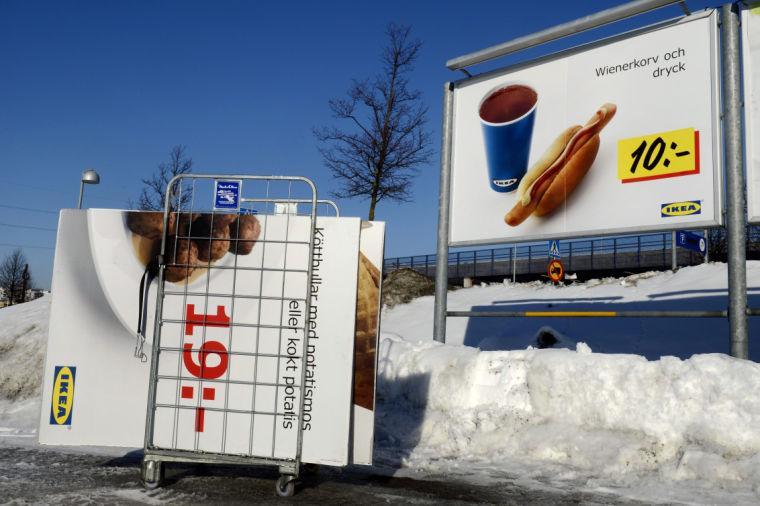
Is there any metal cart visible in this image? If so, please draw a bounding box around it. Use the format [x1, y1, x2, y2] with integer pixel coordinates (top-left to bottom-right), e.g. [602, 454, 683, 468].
[140, 174, 337, 497]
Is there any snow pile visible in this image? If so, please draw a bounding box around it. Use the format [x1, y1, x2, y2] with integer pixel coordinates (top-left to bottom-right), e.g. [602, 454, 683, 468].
[374, 262, 760, 503]
[377, 338, 760, 482]
[0, 296, 48, 437]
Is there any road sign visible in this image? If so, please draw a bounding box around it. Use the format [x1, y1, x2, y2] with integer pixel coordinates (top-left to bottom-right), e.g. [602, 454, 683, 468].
[676, 230, 707, 255]
[548, 240, 561, 259]
[547, 259, 564, 283]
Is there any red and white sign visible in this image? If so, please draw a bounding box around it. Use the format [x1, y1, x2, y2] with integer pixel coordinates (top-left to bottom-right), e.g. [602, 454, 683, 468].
[38, 209, 384, 467]
[547, 259, 565, 283]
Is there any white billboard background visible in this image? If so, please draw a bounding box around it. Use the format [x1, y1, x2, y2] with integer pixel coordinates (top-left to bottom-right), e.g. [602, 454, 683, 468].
[40, 209, 384, 467]
[449, 11, 722, 246]
[743, 4, 760, 223]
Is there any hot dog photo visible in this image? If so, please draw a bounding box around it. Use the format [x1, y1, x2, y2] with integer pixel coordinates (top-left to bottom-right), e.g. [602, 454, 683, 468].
[505, 103, 617, 226]
[448, 12, 722, 246]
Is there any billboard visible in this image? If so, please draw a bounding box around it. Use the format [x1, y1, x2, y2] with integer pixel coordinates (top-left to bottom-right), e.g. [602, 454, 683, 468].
[743, 4, 760, 223]
[448, 11, 722, 246]
[39, 209, 384, 467]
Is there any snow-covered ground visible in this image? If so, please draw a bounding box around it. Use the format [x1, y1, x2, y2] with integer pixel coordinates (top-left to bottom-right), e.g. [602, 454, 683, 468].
[0, 295, 47, 441]
[2, 264, 760, 504]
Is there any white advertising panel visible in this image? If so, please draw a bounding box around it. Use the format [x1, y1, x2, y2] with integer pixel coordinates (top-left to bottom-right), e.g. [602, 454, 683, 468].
[40, 209, 385, 467]
[743, 4, 760, 223]
[350, 221, 385, 465]
[449, 11, 722, 246]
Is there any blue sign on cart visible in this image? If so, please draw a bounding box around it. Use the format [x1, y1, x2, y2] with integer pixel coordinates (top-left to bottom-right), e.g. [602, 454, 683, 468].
[675, 230, 706, 255]
[214, 180, 241, 211]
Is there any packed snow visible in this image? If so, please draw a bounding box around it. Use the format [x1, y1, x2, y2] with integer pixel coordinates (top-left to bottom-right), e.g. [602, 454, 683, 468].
[0, 295, 47, 440]
[3, 264, 760, 504]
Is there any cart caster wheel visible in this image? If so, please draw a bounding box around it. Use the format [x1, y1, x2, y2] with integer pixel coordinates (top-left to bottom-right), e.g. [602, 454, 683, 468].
[141, 459, 164, 490]
[276, 475, 296, 497]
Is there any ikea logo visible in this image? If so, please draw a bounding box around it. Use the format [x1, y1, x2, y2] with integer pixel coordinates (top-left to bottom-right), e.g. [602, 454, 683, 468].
[49, 366, 76, 426]
[661, 201, 701, 217]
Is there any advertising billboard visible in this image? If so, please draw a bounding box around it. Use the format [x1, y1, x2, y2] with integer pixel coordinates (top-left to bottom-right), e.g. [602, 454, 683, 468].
[39, 209, 385, 466]
[448, 11, 722, 246]
[743, 4, 760, 223]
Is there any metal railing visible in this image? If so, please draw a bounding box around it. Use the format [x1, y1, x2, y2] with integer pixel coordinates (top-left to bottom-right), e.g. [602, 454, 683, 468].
[384, 232, 710, 280]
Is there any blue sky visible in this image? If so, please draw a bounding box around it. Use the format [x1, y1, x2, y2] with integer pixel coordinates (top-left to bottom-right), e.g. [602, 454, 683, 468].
[0, 0, 716, 288]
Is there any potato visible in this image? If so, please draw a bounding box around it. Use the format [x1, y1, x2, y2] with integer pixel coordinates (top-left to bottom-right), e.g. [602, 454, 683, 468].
[163, 237, 199, 283]
[192, 213, 236, 262]
[228, 215, 261, 255]
[126, 212, 166, 240]
[167, 212, 199, 238]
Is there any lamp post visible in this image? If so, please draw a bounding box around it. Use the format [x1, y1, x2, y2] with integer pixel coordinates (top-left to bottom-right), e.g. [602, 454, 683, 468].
[77, 169, 100, 209]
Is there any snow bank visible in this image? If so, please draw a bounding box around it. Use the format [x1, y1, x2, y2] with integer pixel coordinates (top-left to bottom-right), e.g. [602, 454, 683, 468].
[0, 296, 49, 437]
[376, 336, 760, 501]
[375, 262, 760, 503]
[0, 296, 48, 400]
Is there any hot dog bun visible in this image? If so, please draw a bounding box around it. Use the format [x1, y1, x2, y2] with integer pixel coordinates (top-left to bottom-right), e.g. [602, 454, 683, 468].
[535, 134, 600, 217]
[504, 103, 616, 227]
[505, 176, 554, 227]
[516, 125, 581, 206]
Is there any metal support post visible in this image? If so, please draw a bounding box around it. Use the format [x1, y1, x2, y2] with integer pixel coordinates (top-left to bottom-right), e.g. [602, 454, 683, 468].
[569, 242, 573, 271]
[671, 230, 677, 270]
[77, 181, 85, 209]
[722, 3, 748, 359]
[528, 245, 532, 270]
[433, 83, 454, 343]
[512, 245, 517, 282]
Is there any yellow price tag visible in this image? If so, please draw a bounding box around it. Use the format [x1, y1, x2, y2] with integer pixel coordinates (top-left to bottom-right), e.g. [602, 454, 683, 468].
[617, 127, 699, 183]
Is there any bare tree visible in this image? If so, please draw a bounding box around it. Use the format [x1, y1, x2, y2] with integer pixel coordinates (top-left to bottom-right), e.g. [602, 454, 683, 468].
[0, 249, 30, 305]
[137, 145, 193, 211]
[707, 227, 727, 262]
[314, 23, 431, 220]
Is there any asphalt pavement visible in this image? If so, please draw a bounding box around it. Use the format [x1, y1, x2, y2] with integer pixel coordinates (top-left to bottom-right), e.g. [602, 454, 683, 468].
[0, 445, 652, 505]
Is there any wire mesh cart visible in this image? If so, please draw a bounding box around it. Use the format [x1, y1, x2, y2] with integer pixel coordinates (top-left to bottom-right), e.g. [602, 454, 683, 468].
[140, 174, 335, 497]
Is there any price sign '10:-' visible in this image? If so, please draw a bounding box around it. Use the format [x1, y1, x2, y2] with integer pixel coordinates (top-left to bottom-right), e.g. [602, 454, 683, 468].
[617, 127, 700, 183]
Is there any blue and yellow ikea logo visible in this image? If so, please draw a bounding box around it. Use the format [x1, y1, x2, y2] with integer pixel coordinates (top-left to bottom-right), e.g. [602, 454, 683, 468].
[49, 366, 76, 426]
[661, 200, 701, 218]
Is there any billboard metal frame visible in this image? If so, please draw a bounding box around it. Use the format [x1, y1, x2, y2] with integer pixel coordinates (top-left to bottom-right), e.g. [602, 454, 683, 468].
[433, 1, 750, 360]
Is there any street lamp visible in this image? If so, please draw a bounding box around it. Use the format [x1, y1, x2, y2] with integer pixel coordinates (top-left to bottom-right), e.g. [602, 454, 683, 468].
[77, 169, 100, 209]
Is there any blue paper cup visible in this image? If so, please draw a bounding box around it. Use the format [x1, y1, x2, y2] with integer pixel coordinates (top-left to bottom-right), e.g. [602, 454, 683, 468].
[479, 84, 538, 193]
